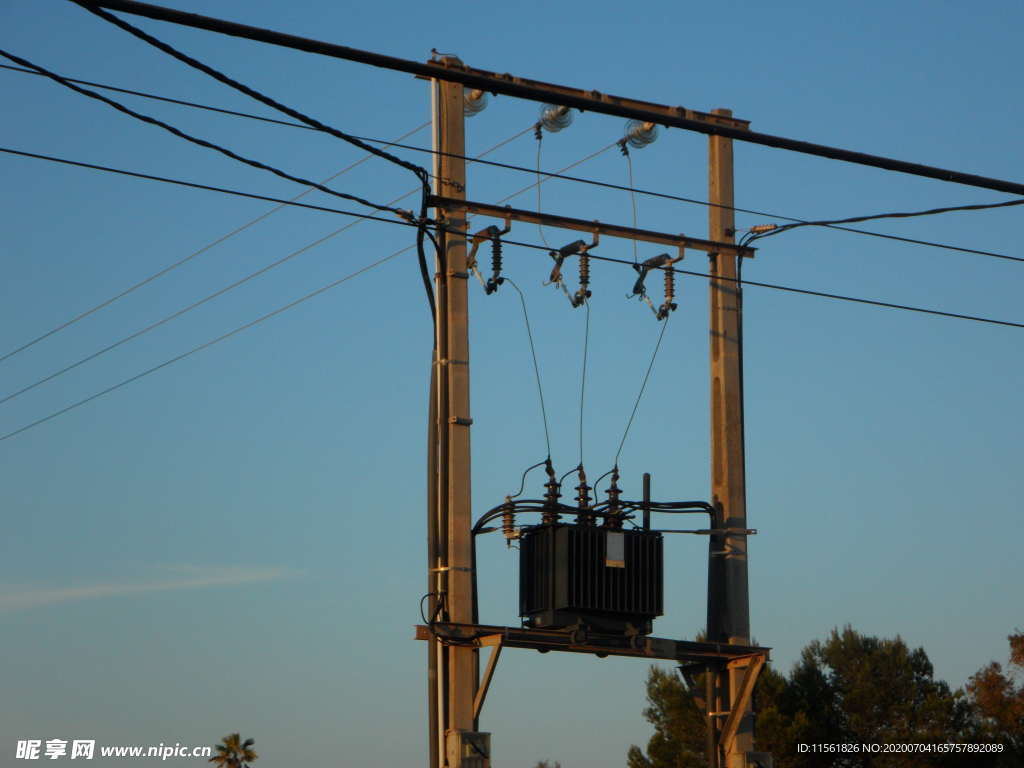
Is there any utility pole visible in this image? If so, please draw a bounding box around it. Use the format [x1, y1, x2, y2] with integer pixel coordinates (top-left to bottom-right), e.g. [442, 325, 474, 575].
[707, 108, 755, 768]
[429, 65, 485, 768]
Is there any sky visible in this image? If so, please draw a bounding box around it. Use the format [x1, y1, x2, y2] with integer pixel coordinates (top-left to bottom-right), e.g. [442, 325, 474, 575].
[1, 1, 1022, 766]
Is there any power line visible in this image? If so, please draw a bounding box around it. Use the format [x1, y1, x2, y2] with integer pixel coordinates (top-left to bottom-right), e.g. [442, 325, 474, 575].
[361, 138, 1024, 265]
[0, 47, 411, 219]
[70, 1, 429, 186]
[72, 0, 1024, 199]
[501, 239, 1024, 330]
[0, 186, 420, 407]
[614, 315, 670, 467]
[0, 147, 419, 224]
[6, 60, 1019, 264]
[0, 246, 410, 443]
[746, 199, 1024, 245]
[0, 122, 430, 365]
[71, 0, 435, 318]
[0, 62, 314, 131]
[5, 145, 1021, 330]
[503, 278, 551, 460]
[0, 122, 534, 399]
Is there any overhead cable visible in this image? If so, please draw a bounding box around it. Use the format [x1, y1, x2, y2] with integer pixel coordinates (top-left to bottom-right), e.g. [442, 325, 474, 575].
[0, 120, 533, 394]
[746, 198, 1024, 245]
[69, 1, 429, 185]
[0, 122, 430, 365]
[4, 145, 1021, 330]
[65, 0, 1024, 198]
[0, 62, 314, 131]
[5, 61, 1018, 264]
[0, 245, 410, 443]
[0, 185, 420, 406]
[0, 47, 412, 219]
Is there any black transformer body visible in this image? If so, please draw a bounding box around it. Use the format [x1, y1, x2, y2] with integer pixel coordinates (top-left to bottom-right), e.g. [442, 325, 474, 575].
[519, 522, 663, 634]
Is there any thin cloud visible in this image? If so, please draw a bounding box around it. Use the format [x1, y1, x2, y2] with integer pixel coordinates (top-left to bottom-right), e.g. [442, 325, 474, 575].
[0, 566, 289, 612]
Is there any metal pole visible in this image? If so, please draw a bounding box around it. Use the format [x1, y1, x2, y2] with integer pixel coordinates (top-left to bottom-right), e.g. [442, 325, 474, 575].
[433, 63, 478, 767]
[707, 108, 754, 768]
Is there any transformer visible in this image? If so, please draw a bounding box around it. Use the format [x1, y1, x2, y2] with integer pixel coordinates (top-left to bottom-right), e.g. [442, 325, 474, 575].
[519, 522, 663, 634]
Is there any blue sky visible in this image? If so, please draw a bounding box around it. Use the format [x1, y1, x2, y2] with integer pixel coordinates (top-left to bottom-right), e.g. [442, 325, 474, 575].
[1, 1, 1022, 766]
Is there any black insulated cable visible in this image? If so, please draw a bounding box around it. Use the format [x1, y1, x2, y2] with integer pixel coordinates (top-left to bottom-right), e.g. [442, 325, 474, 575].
[69, 1, 429, 186]
[0, 48, 412, 219]
[6, 50, 1014, 264]
[5, 146, 1022, 330]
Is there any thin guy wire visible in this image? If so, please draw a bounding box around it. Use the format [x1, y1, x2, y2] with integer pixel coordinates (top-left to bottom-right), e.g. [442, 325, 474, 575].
[0, 123, 534, 400]
[0, 48, 411, 219]
[0, 185, 421, 407]
[495, 142, 619, 207]
[6, 59, 1018, 265]
[0, 63, 315, 131]
[504, 278, 551, 458]
[578, 298, 591, 467]
[0, 246, 410, 443]
[0, 122, 430, 365]
[625, 150, 639, 264]
[5, 146, 1022, 330]
[0, 147, 417, 225]
[614, 315, 670, 467]
[478, 124, 537, 164]
[535, 135, 551, 248]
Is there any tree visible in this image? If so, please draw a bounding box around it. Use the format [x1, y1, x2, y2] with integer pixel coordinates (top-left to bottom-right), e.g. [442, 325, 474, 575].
[209, 734, 257, 768]
[626, 666, 707, 768]
[965, 631, 1024, 765]
[629, 627, 972, 768]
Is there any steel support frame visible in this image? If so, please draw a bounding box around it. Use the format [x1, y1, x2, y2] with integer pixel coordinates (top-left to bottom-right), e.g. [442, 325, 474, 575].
[429, 196, 752, 258]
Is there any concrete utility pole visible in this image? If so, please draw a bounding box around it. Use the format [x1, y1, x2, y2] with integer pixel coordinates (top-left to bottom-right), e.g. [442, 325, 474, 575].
[707, 108, 754, 768]
[429, 66, 484, 768]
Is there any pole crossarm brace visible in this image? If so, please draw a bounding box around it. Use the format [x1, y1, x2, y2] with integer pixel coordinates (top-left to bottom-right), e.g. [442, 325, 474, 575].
[472, 642, 502, 721]
[429, 195, 753, 258]
[718, 654, 766, 756]
[415, 623, 770, 665]
[94, 0, 1024, 197]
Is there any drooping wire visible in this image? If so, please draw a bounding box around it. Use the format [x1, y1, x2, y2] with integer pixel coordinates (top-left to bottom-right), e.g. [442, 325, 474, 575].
[69, 2, 429, 185]
[494, 142, 620, 207]
[578, 298, 591, 467]
[614, 315, 670, 467]
[0, 48, 412, 220]
[621, 141, 640, 264]
[0, 119, 532, 390]
[67, 0, 437, 331]
[0, 245, 411, 443]
[534, 128, 551, 248]
[0, 122, 430, 366]
[0, 62, 316, 130]
[504, 278, 551, 460]
[0, 185, 421, 406]
[5, 146, 1022, 331]
[508, 459, 548, 500]
[746, 197, 1024, 246]
[6, 59, 1019, 266]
